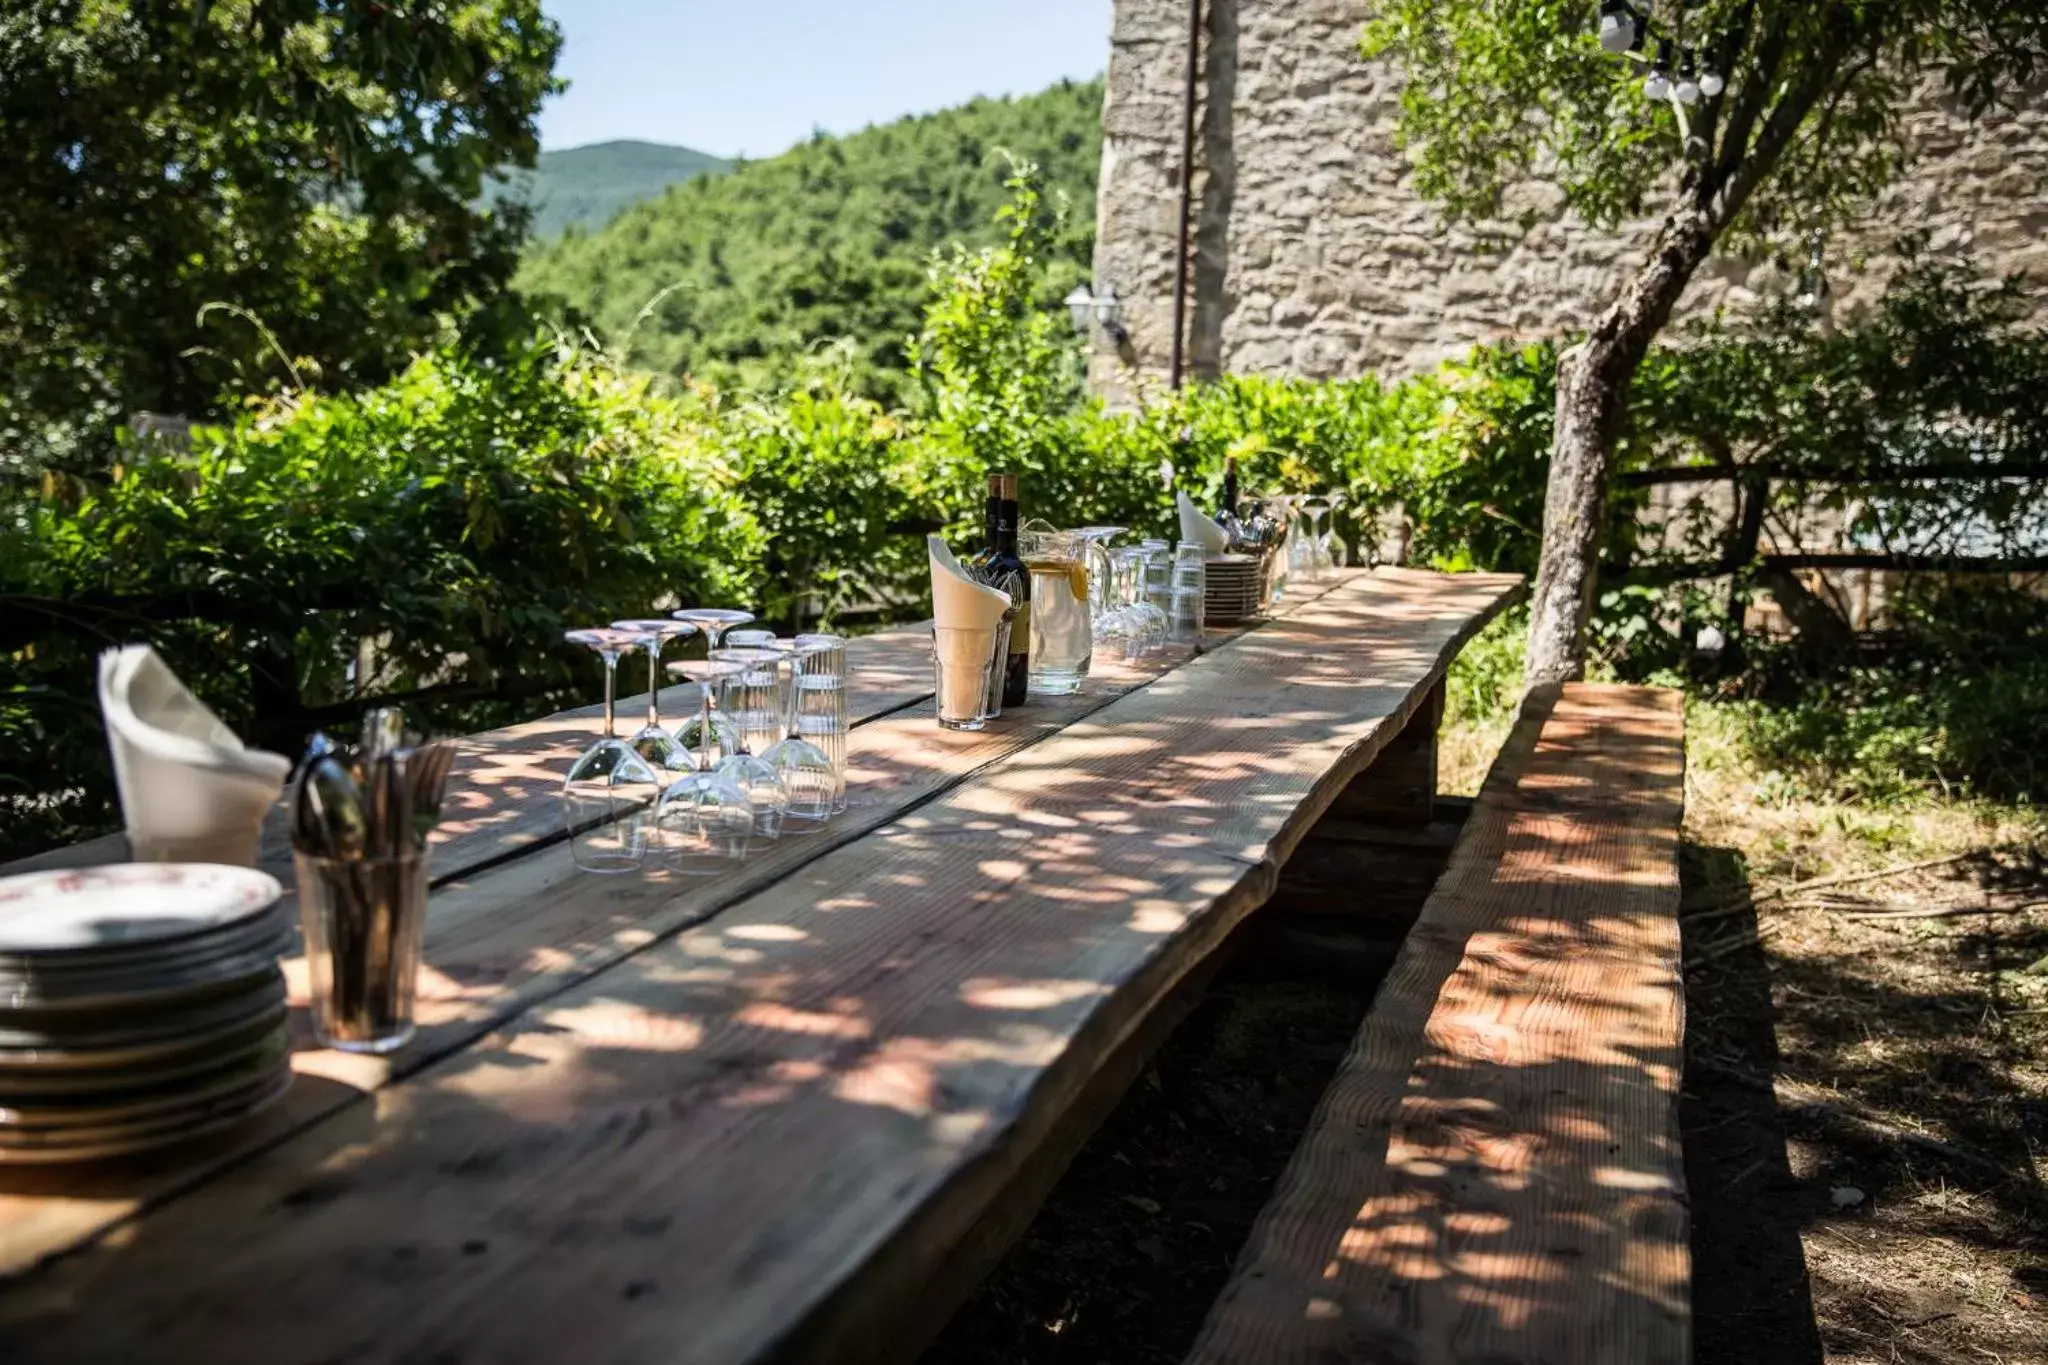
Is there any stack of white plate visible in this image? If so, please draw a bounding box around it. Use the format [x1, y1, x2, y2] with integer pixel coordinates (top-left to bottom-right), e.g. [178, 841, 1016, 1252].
[0, 864, 294, 1163]
[1204, 554, 1266, 623]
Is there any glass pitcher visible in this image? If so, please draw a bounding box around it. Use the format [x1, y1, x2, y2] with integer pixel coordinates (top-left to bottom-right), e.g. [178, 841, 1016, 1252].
[1019, 520, 1092, 695]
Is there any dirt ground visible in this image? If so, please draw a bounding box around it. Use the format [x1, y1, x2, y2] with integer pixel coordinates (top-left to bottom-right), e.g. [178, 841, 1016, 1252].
[921, 708, 2048, 1365]
[1681, 717, 2048, 1365]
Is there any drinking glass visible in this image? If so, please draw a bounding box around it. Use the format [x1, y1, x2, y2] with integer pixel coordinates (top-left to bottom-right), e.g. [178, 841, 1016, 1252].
[1296, 497, 1330, 579]
[662, 656, 744, 765]
[1169, 543, 1207, 648]
[932, 625, 998, 730]
[561, 627, 663, 873]
[653, 662, 754, 875]
[1020, 521, 1092, 695]
[705, 650, 789, 848]
[791, 635, 850, 807]
[1261, 491, 1294, 597]
[297, 853, 426, 1053]
[711, 646, 790, 758]
[610, 618, 699, 774]
[1074, 526, 1125, 623]
[1109, 547, 1165, 662]
[1139, 539, 1174, 617]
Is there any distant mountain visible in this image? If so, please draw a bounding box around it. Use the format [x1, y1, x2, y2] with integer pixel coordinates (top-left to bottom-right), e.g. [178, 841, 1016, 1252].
[517, 79, 1103, 399]
[488, 140, 731, 239]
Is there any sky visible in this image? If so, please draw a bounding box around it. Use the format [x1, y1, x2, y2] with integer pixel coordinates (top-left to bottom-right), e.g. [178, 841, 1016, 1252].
[538, 0, 1113, 158]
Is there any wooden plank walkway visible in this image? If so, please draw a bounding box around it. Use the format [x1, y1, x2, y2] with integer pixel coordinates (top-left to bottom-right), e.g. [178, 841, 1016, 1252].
[1184, 683, 1690, 1365]
[0, 570, 1520, 1365]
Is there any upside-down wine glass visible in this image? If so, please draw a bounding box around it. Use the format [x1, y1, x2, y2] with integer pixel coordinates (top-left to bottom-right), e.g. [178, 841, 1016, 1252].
[610, 618, 699, 774]
[669, 606, 756, 651]
[653, 661, 755, 875]
[1296, 495, 1330, 581]
[665, 607, 755, 764]
[1109, 546, 1166, 661]
[1321, 490, 1351, 569]
[561, 627, 664, 873]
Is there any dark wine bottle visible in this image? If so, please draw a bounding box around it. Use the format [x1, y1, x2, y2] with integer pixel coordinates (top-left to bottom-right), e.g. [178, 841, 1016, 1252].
[1220, 456, 1239, 518]
[968, 472, 1030, 708]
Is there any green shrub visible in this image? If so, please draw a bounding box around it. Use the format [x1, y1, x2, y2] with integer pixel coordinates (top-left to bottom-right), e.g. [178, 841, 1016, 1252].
[1729, 581, 2048, 805]
[907, 167, 1168, 541]
[716, 358, 931, 625]
[2, 336, 761, 859]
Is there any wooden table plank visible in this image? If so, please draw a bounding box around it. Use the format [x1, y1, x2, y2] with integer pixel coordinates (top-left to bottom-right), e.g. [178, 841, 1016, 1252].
[0, 626, 937, 884]
[0, 578, 1367, 1283]
[1183, 683, 1689, 1365]
[0, 570, 1521, 1365]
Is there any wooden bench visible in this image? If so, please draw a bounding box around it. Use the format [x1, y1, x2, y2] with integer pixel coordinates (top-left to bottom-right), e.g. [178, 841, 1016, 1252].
[1186, 682, 1690, 1365]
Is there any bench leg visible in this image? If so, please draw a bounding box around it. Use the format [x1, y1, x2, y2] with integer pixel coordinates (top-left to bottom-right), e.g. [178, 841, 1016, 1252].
[1328, 677, 1442, 824]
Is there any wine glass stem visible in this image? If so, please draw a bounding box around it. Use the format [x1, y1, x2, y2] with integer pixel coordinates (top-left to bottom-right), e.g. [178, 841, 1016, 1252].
[646, 645, 662, 730]
[601, 650, 620, 738]
[697, 691, 716, 772]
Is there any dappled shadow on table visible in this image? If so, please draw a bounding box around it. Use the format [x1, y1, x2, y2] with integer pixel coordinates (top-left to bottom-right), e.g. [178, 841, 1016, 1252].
[0, 575, 1520, 1362]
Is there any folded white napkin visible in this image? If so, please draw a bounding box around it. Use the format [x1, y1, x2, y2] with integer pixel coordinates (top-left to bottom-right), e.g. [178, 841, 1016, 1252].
[99, 645, 293, 866]
[1177, 491, 1230, 554]
[928, 535, 1012, 630]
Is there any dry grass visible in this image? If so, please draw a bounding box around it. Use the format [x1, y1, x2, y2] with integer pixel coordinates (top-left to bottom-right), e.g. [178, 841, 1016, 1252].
[1684, 730, 2048, 1365]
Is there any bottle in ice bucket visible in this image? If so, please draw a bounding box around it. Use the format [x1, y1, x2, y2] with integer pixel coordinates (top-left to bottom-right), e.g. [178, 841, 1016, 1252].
[1018, 520, 1091, 696]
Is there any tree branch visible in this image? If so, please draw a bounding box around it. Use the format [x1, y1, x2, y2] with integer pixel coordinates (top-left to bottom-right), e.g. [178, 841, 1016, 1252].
[1689, 0, 1757, 186]
[1712, 6, 1794, 188]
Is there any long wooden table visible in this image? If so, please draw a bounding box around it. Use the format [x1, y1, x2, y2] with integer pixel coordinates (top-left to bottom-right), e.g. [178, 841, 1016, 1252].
[0, 568, 1521, 1364]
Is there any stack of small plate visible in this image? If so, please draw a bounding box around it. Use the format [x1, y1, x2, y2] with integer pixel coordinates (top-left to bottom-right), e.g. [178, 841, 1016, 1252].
[0, 863, 295, 1163]
[1204, 553, 1266, 624]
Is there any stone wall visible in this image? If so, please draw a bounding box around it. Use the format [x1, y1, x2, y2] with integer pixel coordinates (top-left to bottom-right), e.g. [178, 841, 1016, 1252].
[1092, 0, 2048, 393]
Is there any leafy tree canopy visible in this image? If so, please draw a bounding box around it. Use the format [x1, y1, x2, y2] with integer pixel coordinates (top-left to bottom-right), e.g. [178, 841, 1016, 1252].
[0, 0, 562, 471]
[1362, 0, 2048, 685]
[518, 79, 1101, 402]
[1365, 0, 2048, 248]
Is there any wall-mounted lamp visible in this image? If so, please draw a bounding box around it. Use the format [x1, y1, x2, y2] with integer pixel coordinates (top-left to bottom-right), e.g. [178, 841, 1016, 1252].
[1064, 283, 1128, 345]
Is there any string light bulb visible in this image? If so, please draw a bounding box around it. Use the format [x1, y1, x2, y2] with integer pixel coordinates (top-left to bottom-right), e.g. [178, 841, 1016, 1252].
[1674, 55, 1701, 105]
[1699, 69, 1726, 98]
[1641, 37, 1674, 101]
[1597, 0, 1640, 54]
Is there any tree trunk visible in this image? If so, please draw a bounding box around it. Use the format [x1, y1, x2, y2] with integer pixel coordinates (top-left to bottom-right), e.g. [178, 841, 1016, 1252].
[1523, 209, 1722, 686]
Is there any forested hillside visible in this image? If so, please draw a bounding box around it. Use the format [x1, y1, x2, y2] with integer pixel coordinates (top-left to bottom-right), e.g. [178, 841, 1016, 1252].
[518, 79, 1102, 397]
[484, 140, 730, 239]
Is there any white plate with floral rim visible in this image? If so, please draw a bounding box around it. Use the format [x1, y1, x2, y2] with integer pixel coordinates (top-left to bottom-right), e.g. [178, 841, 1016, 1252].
[0, 864, 282, 956]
